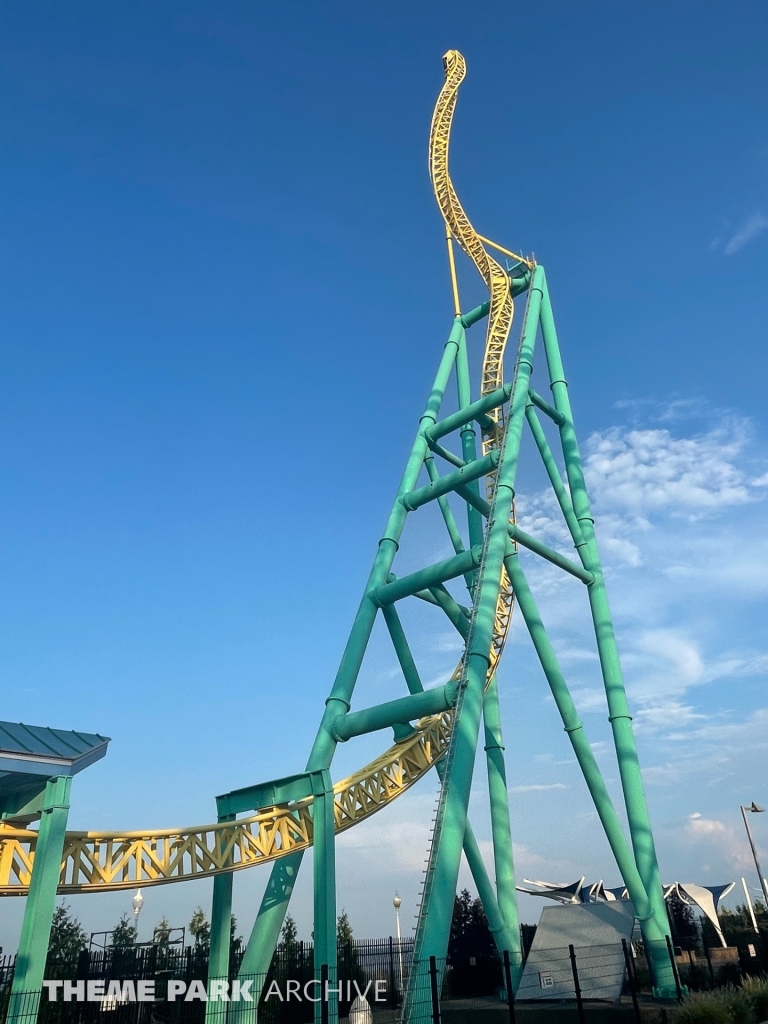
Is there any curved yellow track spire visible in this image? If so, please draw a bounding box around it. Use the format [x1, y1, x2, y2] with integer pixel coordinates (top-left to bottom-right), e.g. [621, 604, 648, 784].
[430, 48, 525, 677]
[430, 49, 517, 409]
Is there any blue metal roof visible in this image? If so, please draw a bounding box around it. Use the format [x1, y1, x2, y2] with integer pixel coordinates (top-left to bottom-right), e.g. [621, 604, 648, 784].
[0, 721, 110, 778]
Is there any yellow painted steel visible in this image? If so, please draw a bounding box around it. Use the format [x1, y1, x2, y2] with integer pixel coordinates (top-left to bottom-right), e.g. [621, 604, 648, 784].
[430, 48, 522, 679]
[0, 49, 525, 900]
[0, 713, 452, 895]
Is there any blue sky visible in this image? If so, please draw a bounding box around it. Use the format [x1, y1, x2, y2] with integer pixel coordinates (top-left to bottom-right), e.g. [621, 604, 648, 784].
[1, 1, 767, 949]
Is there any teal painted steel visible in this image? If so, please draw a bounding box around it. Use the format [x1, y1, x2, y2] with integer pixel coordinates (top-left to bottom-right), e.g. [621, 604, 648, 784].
[206, 822, 234, 1022]
[382, 604, 424, 695]
[527, 387, 565, 426]
[311, 770, 337, 1020]
[524, 405, 586, 551]
[409, 268, 545, 992]
[537, 273, 675, 996]
[332, 683, 457, 742]
[507, 523, 594, 583]
[232, 264, 677, 1014]
[8, 776, 72, 1021]
[402, 450, 500, 510]
[238, 319, 465, 991]
[427, 585, 470, 639]
[427, 383, 512, 442]
[482, 676, 521, 968]
[372, 546, 483, 606]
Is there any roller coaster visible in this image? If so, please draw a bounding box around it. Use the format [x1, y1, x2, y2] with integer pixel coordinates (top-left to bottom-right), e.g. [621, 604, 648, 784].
[2, 50, 679, 1021]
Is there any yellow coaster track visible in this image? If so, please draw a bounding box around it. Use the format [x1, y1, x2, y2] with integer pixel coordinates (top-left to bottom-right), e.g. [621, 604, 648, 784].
[0, 49, 527, 899]
[430, 48, 532, 680]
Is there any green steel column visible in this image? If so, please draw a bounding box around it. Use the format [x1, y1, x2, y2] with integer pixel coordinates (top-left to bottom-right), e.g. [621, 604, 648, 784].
[312, 770, 337, 1023]
[239, 320, 464, 982]
[458, 278, 523, 967]
[537, 272, 675, 995]
[412, 267, 543, 972]
[482, 677, 521, 962]
[455, 325, 485, 552]
[8, 775, 72, 1023]
[382, 601, 518, 955]
[206, 815, 235, 1023]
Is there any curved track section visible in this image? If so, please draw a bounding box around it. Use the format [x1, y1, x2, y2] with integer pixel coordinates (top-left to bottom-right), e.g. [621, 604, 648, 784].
[0, 712, 452, 895]
[429, 48, 521, 678]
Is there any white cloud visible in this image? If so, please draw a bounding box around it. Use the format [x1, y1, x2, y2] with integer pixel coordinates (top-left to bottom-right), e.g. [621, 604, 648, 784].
[511, 783, 568, 794]
[721, 212, 768, 256]
[584, 421, 754, 515]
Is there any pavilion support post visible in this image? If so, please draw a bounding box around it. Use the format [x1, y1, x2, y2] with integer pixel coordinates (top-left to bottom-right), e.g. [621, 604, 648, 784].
[206, 815, 235, 1023]
[312, 770, 337, 1024]
[8, 776, 72, 1024]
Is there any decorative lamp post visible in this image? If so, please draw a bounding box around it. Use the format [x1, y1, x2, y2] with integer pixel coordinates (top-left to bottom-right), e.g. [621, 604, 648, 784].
[393, 894, 404, 992]
[132, 889, 145, 941]
[740, 803, 768, 909]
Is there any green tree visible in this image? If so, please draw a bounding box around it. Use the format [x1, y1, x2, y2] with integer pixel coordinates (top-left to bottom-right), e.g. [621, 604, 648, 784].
[47, 903, 87, 961]
[189, 907, 211, 950]
[337, 910, 354, 947]
[281, 914, 299, 952]
[111, 914, 137, 948]
[668, 896, 699, 951]
[230, 914, 243, 957]
[154, 917, 171, 947]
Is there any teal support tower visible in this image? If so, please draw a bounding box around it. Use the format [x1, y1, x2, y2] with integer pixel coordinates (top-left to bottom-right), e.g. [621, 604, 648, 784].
[0, 723, 109, 1024]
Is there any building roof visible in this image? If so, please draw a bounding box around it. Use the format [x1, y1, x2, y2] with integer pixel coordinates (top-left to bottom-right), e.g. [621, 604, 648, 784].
[0, 721, 110, 778]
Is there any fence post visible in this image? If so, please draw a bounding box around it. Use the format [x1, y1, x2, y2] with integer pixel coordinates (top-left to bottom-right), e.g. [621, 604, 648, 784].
[702, 935, 715, 984]
[321, 963, 329, 1024]
[622, 939, 641, 1024]
[429, 955, 441, 1024]
[569, 945, 586, 1024]
[503, 950, 517, 1024]
[665, 936, 683, 1002]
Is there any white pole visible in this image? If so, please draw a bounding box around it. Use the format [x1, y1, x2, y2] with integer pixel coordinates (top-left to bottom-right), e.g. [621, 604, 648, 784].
[393, 895, 404, 992]
[742, 877, 760, 934]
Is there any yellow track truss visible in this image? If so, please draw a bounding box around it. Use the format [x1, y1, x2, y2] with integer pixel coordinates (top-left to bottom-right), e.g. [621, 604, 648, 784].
[0, 713, 452, 895]
[430, 48, 531, 680]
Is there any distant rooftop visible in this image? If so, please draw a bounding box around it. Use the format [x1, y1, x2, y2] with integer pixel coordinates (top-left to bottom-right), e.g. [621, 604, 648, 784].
[0, 721, 110, 778]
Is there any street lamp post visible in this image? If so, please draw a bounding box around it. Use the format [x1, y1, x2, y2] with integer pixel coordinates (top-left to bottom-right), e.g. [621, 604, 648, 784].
[393, 895, 404, 993]
[132, 889, 144, 942]
[740, 803, 768, 910]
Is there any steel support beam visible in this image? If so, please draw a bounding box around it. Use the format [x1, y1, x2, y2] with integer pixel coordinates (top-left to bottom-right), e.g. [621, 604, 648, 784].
[332, 683, 457, 742]
[538, 272, 675, 996]
[372, 547, 483, 606]
[237, 319, 467, 1006]
[8, 776, 72, 1023]
[409, 267, 544, 994]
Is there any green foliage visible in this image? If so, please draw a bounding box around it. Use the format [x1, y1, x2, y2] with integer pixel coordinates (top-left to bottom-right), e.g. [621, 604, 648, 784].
[230, 914, 243, 957]
[189, 907, 210, 949]
[741, 976, 768, 1022]
[669, 896, 700, 952]
[111, 914, 137, 948]
[674, 978, 768, 1024]
[47, 903, 87, 961]
[280, 914, 299, 952]
[448, 889, 496, 961]
[337, 910, 354, 946]
[701, 903, 768, 950]
[154, 916, 171, 947]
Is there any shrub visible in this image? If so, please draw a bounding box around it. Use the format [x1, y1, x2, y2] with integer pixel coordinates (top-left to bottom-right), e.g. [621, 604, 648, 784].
[674, 977, 768, 1024]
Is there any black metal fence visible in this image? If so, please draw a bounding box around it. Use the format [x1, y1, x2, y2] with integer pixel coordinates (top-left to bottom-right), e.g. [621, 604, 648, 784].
[2, 932, 766, 1024]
